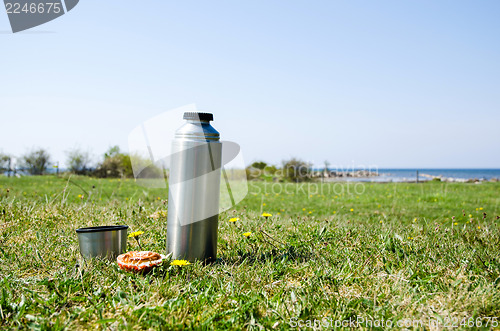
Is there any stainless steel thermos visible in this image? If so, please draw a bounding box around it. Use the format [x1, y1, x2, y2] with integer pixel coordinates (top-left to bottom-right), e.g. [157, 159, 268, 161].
[166, 112, 222, 262]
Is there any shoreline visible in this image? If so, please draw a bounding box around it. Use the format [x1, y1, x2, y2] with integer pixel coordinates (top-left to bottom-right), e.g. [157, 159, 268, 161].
[322, 172, 499, 183]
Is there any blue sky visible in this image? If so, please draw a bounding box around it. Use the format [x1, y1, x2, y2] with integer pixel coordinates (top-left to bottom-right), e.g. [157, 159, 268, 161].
[1, 0, 499, 168]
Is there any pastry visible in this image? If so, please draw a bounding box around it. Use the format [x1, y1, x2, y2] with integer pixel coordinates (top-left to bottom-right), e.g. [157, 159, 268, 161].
[117, 251, 165, 273]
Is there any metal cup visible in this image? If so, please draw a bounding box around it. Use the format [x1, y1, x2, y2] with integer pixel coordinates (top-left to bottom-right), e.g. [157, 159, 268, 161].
[76, 225, 128, 259]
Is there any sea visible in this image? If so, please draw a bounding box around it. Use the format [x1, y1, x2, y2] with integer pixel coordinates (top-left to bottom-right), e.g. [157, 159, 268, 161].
[325, 169, 500, 182]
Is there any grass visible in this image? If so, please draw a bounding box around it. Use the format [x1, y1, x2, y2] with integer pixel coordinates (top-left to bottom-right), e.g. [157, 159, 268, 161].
[0, 175, 499, 329]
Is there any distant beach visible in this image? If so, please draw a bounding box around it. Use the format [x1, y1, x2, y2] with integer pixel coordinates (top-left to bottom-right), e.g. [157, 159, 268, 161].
[321, 169, 500, 183]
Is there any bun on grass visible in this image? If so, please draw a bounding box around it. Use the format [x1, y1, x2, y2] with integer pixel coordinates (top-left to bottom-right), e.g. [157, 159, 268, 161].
[117, 251, 165, 273]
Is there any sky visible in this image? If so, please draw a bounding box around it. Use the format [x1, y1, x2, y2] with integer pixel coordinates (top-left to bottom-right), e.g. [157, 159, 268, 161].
[1, 0, 499, 169]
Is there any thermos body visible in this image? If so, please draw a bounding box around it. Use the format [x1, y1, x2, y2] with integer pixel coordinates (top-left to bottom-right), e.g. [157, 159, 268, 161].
[166, 112, 222, 262]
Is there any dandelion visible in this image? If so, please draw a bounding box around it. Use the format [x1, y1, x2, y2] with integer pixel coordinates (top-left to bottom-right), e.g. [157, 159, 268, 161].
[280, 209, 285, 212]
[478, 226, 481, 229]
[126, 197, 129, 200]
[229, 217, 239, 223]
[454, 222, 458, 226]
[333, 211, 336, 214]
[380, 221, 383, 224]
[78, 194, 83, 199]
[413, 218, 417, 222]
[263, 203, 266, 206]
[243, 232, 252, 237]
[378, 205, 381, 208]
[302, 208, 306, 211]
[277, 212, 281, 215]
[469, 214, 472, 218]
[350, 208, 354, 212]
[479, 207, 483, 210]
[128, 231, 144, 250]
[170, 260, 191, 266]
[262, 213, 272, 218]
[157, 197, 161, 200]
[128, 231, 144, 238]
[308, 211, 312, 214]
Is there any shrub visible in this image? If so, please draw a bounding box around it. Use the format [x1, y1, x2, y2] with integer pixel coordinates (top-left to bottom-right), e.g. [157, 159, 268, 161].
[282, 158, 312, 182]
[66, 148, 93, 175]
[21, 148, 51, 175]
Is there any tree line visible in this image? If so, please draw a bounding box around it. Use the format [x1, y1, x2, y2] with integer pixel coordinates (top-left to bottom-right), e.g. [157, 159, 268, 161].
[0, 146, 161, 178]
[1, 147, 316, 182]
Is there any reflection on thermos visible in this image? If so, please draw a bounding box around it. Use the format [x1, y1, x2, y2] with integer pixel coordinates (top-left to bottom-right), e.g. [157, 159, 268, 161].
[166, 112, 222, 262]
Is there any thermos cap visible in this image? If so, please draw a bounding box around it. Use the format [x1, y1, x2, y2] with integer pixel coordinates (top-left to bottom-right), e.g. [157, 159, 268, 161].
[183, 112, 214, 122]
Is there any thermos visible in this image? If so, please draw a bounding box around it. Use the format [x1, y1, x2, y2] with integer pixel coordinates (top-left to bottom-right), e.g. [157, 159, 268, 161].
[166, 112, 222, 262]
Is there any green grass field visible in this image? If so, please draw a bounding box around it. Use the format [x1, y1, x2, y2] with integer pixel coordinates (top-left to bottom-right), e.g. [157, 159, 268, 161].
[0, 176, 499, 329]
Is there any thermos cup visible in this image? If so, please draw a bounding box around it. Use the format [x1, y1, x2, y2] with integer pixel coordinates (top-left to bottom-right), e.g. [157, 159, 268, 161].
[166, 112, 222, 262]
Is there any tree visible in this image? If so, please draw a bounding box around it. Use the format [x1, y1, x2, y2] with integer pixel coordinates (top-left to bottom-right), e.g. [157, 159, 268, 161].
[0, 153, 11, 174]
[94, 146, 163, 178]
[21, 148, 51, 175]
[245, 161, 267, 180]
[94, 146, 134, 178]
[282, 158, 312, 182]
[66, 148, 92, 175]
[323, 160, 330, 180]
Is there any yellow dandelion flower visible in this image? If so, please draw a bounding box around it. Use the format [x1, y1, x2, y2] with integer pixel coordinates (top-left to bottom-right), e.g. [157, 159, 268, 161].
[469, 214, 472, 218]
[478, 226, 481, 229]
[125, 197, 129, 200]
[454, 222, 458, 226]
[378, 205, 381, 208]
[333, 211, 336, 214]
[302, 208, 306, 211]
[277, 212, 280, 215]
[479, 207, 483, 210]
[128, 231, 144, 238]
[380, 221, 383, 224]
[157, 197, 161, 200]
[170, 260, 191, 266]
[243, 232, 252, 237]
[77, 194, 83, 199]
[261, 212, 272, 217]
[308, 211, 312, 214]
[229, 217, 239, 223]
[263, 203, 266, 206]
[476, 208, 479, 211]
[350, 208, 354, 212]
